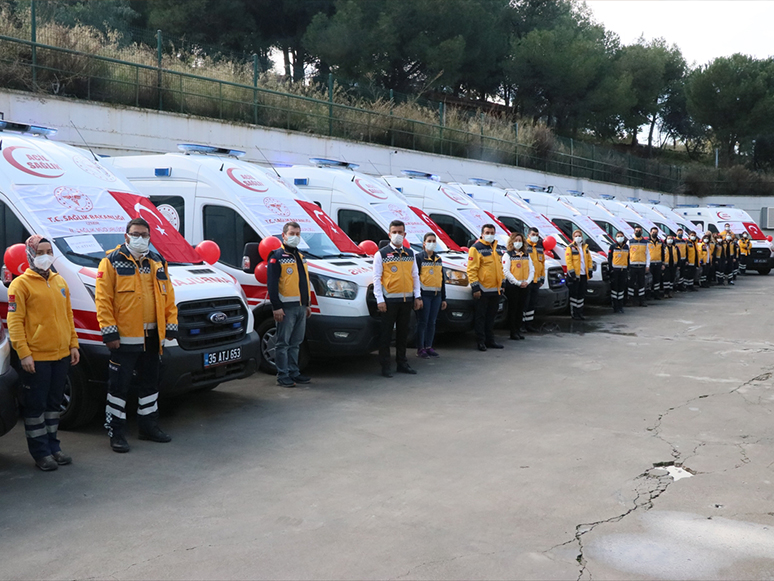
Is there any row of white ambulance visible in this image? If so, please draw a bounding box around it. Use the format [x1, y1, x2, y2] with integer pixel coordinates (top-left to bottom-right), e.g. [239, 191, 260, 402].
[1, 120, 772, 435]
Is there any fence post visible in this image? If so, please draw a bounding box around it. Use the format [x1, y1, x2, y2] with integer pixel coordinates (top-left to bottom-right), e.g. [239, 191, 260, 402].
[389, 89, 394, 147]
[591, 145, 596, 181]
[253, 54, 259, 125]
[30, 0, 37, 90]
[514, 122, 519, 167]
[156, 30, 163, 110]
[480, 111, 485, 155]
[438, 101, 444, 154]
[135, 65, 139, 107]
[570, 138, 574, 177]
[328, 73, 333, 136]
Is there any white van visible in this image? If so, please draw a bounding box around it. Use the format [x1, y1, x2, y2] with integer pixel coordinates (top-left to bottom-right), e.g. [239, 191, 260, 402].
[0, 322, 18, 437]
[594, 197, 659, 234]
[556, 194, 635, 240]
[381, 172, 569, 314]
[461, 181, 610, 304]
[0, 123, 259, 428]
[275, 160, 476, 333]
[105, 147, 380, 372]
[649, 203, 695, 235]
[675, 205, 772, 274]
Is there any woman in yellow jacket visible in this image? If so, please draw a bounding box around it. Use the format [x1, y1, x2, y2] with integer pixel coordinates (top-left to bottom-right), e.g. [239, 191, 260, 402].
[565, 229, 593, 320]
[7, 235, 80, 471]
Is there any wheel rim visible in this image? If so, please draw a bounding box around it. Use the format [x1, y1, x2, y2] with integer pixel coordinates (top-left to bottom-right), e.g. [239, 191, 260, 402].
[261, 326, 277, 370]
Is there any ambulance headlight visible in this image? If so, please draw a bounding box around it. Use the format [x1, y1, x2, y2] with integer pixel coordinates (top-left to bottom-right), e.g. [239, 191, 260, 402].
[310, 273, 358, 300]
[444, 268, 469, 286]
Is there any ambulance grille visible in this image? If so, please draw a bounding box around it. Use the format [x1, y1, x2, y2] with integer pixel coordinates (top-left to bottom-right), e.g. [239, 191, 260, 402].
[176, 298, 247, 350]
[751, 247, 769, 260]
[547, 266, 566, 289]
[600, 262, 610, 281]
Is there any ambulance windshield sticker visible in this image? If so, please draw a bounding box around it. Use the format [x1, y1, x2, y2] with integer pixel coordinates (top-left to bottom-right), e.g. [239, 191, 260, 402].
[226, 167, 269, 192]
[355, 177, 389, 200]
[372, 202, 433, 247]
[14, 185, 129, 237]
[156, 204, 180, 231]
[3, 144, 64, 178]
[72, 154, 117, 182]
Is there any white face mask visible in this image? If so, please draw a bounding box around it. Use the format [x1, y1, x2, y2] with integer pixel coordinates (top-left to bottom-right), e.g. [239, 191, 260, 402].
[285, 235, 300, 248]
[482, 234, 496, 243]
[703, 238, 709, 243]
[424, 242, 436, 252]
[390, 233, 404, 247]
[529, 235, 539, 243]
[126, 234, 150, 255]
[667, 239, 674, 245]
[513, 241, 523, 250]
[743, 234, 748, 238]
[574, 236, 583, 244]
[726, 236, 732, 241]
[33, 254, 54, 271]
[689, 235, 696, 241]
[616, 236, 624, 243]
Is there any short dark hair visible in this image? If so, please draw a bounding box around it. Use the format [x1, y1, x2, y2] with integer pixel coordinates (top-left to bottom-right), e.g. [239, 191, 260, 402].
[126, 217, 150, 233]
[423, 232, 436, 241]
[283, 221, 301, 234]
[389, 220, 405, 230]
[528, 227, 539, 235]
[481, 223, 496, 234]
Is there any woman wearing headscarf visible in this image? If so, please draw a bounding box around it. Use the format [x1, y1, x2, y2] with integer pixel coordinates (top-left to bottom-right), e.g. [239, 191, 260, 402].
[502, 232, 534, 339]
[7, 235, 80, 471]
[565, 229, 593, 320]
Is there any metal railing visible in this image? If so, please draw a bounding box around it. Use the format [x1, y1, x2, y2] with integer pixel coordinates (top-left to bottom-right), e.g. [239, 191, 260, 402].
[0, 33, 681, 192]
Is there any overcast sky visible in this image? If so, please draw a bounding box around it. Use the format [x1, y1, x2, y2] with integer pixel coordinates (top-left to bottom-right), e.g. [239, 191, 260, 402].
[585, 0, 774, 67]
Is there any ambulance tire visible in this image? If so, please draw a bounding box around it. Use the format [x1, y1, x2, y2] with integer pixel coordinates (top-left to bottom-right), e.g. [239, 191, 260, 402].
[757, 268, 770, 275]
[59, 365, 100, 430]
[256, 317, 310, 375]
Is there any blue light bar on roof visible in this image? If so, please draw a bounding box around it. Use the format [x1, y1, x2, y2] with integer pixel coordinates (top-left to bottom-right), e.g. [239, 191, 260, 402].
[155, 167, 171, 177]
[675, 204, 699, 207]
[309, 158, 359, 169]
[566, 189, 583, 197]
[294, 178, 308, 186]
[468, 177, 496, 186]
[177, 143, 245, 157]
[706, 204, 734, 208]
[401, 169, 439, 181]
[627, 197, 640, 202]
[0, 120, 58, 136]
[526, 184, 553, 193]
[598, 194, 616, 200]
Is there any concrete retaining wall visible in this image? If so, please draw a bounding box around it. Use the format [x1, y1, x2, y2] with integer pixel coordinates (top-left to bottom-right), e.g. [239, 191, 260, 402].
[3, 89, 774, 222]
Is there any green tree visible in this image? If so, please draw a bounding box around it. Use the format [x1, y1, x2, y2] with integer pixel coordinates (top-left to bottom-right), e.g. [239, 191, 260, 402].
[687, 54, 774, 166]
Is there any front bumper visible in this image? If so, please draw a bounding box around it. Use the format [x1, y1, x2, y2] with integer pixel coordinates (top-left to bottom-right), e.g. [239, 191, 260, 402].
[0, 365, 19, 437]
[586, 279, 611, 303]
[537, 286, 569, 315]
[436, 298, 475, 333]
[160, 331, 260, 396]
[305, 314, 380, 358]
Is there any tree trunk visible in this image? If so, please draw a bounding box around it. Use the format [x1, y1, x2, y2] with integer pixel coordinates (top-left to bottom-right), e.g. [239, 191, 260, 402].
[282, 47, 292, 79]
[647, 116, 657, 156]
[292, 47, 305, 82]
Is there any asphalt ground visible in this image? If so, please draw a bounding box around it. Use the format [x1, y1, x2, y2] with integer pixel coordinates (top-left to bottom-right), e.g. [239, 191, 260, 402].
[1, 275, 774, 580]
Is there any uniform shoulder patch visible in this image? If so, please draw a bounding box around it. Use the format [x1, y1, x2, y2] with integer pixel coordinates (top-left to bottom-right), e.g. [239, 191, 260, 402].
[97, 271, 104, 278]
[269, 258, 277, 264]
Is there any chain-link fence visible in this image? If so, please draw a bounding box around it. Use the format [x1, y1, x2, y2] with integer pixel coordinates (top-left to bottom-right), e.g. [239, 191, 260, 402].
[0, 32, 681, 192]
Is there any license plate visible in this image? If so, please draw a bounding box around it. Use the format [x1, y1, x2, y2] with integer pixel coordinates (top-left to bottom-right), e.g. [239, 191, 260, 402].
[753, 258, 767, 264]
[203, 347, 241, 368]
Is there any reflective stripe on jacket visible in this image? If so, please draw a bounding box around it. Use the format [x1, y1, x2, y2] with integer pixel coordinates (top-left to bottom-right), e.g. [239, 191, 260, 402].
[267, 245, 310, 308]
[416, 251, 445, 299]
[629, 239, 649, 266]
[95, 245, 178, 352]
[467, 239, 503, 294]
[379, 245, 416, 300]
[565, 243, 592, 277]
[648, 240, 663, 263]
[608, 243, 629, 269]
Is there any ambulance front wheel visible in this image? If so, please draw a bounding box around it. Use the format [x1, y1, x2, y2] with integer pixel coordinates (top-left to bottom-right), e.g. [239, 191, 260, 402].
[757, 267, 770, 275]
[255, 317, 310, 375]
[59, 364, 100, 430]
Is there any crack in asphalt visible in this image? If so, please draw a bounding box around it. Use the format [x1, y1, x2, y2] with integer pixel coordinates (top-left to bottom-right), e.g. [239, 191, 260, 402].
[548, 368, 774, 580]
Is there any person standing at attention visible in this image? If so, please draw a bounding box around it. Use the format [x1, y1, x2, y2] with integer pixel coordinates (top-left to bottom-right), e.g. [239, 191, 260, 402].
[565, 230, 593, 320]
[415, 233, 446, 359]
[467, 224, 504, 351]
[267, 222, 312, 387]
[522, 227, 545, 332]
[502, 232, 534, 340]
[608, 232, 629, 314]
[95, 218, 177, 453]
[373, 220, 422, 377]
[7, 235, 80, 471]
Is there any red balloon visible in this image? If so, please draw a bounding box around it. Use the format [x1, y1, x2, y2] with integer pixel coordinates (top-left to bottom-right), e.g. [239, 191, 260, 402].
[195, 240, 221, 265]
[767, 235, 773, 242]
[254, 262, 268, 284]
[358, 240, 378, 256]
[544, 249, 554, 259]
[259, 236, 282, 261]
[3, 243, 28, 276]
[543, 235, 557, 252]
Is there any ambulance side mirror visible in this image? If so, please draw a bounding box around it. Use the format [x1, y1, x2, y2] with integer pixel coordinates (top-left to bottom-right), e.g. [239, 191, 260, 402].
[242, 243, 261, 273]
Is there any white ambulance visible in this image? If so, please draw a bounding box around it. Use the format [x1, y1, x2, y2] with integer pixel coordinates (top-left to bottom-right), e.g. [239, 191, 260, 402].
[104, 147, 380, 372]
[648, 203, 696, 235]
[459, 180, 610, 304]
[675, 205, 772, 274]
[274, 159, 476, 333]
[594, 197, 659, 234]
[623, 200, 683, 236]
[0, 322, 17, 437]
[381, 172, 569, 315]
[555, 193, 635, 240]
[0, 122, 259, 428]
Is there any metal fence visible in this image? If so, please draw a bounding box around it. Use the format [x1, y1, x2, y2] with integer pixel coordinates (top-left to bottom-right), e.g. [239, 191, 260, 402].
[0, 33, 681, 192]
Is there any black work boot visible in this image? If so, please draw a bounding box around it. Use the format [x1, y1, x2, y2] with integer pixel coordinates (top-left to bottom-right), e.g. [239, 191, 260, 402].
[138, 422, 171, 443]
[110, 433, 130, 453]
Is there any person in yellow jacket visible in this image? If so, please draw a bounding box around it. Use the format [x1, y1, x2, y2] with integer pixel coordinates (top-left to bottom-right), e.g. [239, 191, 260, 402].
[738, 231, 752, 275]
[467, 224, 504, 351]
[565, 230, 593, 320]
[7, 235, 80, 471]
[699, 233, 713, 287]
[522, 227, 545, 331]
[95, 218, 178, 453]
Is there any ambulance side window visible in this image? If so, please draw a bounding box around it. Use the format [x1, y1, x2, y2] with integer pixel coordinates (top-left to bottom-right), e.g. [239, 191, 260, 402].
[203, 205, 260, 268]
[150, 196, 185, 236]
[498, 216, 526, 236]
[0, 200, 30, 253]
[337, 209, 386, 244]
[428, 213, 473, 248]
[552, 218, 574, 240]
[707, 223, 719, 233]
[594, 220, 615, 237]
